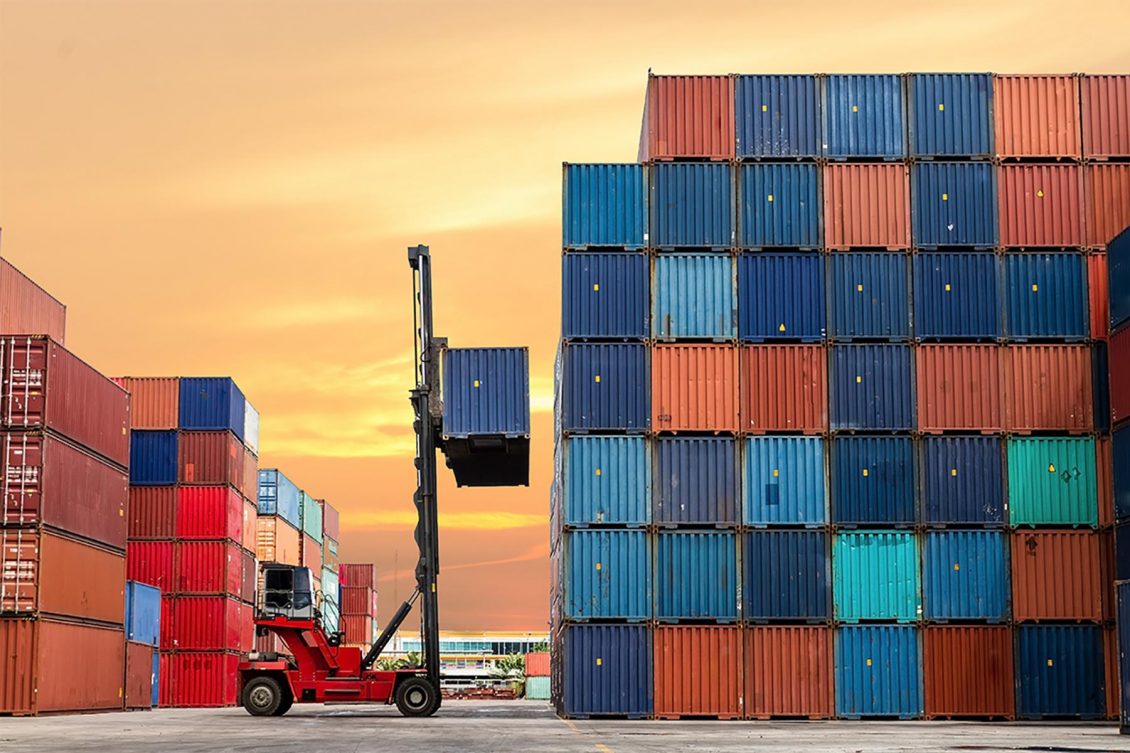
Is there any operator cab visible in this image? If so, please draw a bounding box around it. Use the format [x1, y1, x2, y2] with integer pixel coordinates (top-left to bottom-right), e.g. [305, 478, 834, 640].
[261, 564, 315, 620]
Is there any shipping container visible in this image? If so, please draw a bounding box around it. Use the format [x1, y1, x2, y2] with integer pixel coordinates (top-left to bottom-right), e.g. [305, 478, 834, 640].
[1081, 75, 1130, 160]
[743, 530, 829, 620]
[564, 530, 649, 620]
[525, 676, 550, 700]
[830, 436, 915, 525]
[1, 529, 125, 623]
[833, 531, 920, 622]
[653, 437, 737, 525]
[912, 253, 1000, 339]
[1113, 328, 1130, 426]
[1111, 229, 1130, 332]
[920, 436, 1005, 526]
[656, 531, 737, 620]
[743, 436, 827, 526]
[737, 163, 821, 248]
[126, 541, 174, 593]
[166, 651, 240, 707]
[563, 436, 649, 526]
[130, 430, 178, 486]
[823, 163, 911, 249]
[1089, 253, 1109, 340]
[737, 254, 826, 341]
[734, 74, 821, 160]
[835, 626, 923, 718]
[339, 563, 378, 590]
[744, 626, 833, 719]
[240, 548, 256, 605]
[1003, 253, 1088, 339]
[561, 343, 648, 432]
[822, 75, 905, 159]
[922, 531, 1008, 621]
[1120, 583, 1130, 724]
[907, 73, 993, 158]
[653, 626, 742, 718]
[993, 75, 1081, 160]
[651, 344, 739, 433]
[256, 516, 301, 566]
[562, 164, 647, 249]
[911, 162, 998, 248]
[178, 377, 245, 441]
[526, 652, 550, 677]
[828, 253, 910, 340]
[128, 487, 176, 540]
[170, 596, 250, 652]
[441, 347, 530, 436]
[1002, 344, 1093, 432]
[561, 253, 649, 340]
[561, 624, 652, 718]
[321, 501, 339, 543]
[998, 164, 1084, 248]
[125, 581, 161, 646]
[1104, 624, 1119, 721]
[339, 586, 374, 615]
[257, 468, 302, 529]
[649, 163, 733, 249]
[639, 74, 734, 161]
[1096, 436, 1113, 528]
[828, 344, 914, 431]
[174, 541, 241, 597]
[115, 377, 179, 429]
[1116, 426, 1130, 520]
[739, 345, 827, 433]
[652, 253, 735, 339]
[1086, 165, 1130, 248]
[178, 430, 245, 495]
[1016, 625, 1104, 719]
[1007, 437, 1097, 527]
[301, 532, 321, 572]
[922, 626, 1014, 719]
[1010, 531, 1101, 621]
[175, 486, 243, 541]
[320, 566, 340, 632]
[915, 344, 1003, 432]
[1093, 342, 1111, 434]
[125, 640, 154, 709]
[298, 491, 323, 542]
[0, 257, 66, 343]
[341, 614, 374, 646]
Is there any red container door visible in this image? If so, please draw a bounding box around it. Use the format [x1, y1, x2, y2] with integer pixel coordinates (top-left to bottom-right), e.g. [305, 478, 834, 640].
[1085, 164, 1130, 247]
[176, 486, 242, 541]
[1011, 531, 1102, 621]
[994, 75, 1081, 159]
[823, 163, 911, 250]
[174, 541, 241, 597]
[640, 75, 734, 161]
[654, 626, 742, 719]
[923, 626, 1015, 719]
[168, 652, 239, 707]
[744, 626, 833, 719]
[1003, 345, 1093, 432]
[178, 431, 243, 490]
[998, 164, 1083, 248]
[740, 345, 827, 433]
[652, 344, 739, 433]
[916, 345, 1003, 432]
[127, 541, 175, 593]
[171, 596, 243, 651]
[2, 530, 125, 623]
[129, 486, 177, 539]
[125, 641, 154, 709]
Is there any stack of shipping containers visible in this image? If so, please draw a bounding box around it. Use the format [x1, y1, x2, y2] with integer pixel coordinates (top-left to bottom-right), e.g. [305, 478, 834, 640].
[299, 490, 323, 596]
[321, 500, 341, 632]
[253, 467, 301, 656]
[339, 563, 379, 649]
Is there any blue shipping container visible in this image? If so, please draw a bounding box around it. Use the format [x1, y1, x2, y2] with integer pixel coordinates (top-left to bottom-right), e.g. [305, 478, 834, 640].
[561, 253, 649, 340]
[562, 163, 647, 249]
[151, 651, 160, 707]
[125, 581, 162, 646]
[649, 163, 733, 249]
[830, 436, 915, 525]
[913, 253, 1001, 339]
[564, 530, 650, 620]
[442, 348, 530, 437]
[743, 436, 827, 526]
[908, 73, 993, 158]
[258, 468, 302, 529]
[1003, 254, 1089, 339]
[823, 75, 906, 159]
[1115, 425, 1130, 520]
[829, 345, 914, 431]
[563, 624, 652, 717]
[654, 437, 737, 525]
[737, 163, 821, 248]
[912, 162, 997, 248]
[1109, 226, 1130, 329]
[656, 531, 737, 620]
[922, 531, 1009, 620]
[835, 626, 923, 718]
[178, 377, 246, 440]
[743, 530, 829, 620]
[920, 436, 1005, 525]
[561, 344, 648, 432]
[828, 253, 911, 340]
[834, 531, 921, 622]
[129, 430, 178, 486]
[1117, 523, 1130, 581]
[1016, 625, 1105, 719]
[734, 74, 821, 159]
[738, 253, 826, 341]
[652, 254, 735, 339]
[563, 436, 649, 526]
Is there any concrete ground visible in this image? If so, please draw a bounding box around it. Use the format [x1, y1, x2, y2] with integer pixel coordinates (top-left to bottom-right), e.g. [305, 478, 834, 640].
[0, 700, 1126, 753]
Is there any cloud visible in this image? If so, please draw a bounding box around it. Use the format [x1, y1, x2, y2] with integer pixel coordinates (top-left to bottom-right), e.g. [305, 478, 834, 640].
[378, 541, 549, 585]
[348, 510, 547, 531]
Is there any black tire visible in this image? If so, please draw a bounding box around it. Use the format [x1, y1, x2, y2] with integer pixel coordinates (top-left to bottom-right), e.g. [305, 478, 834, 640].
[274, 693, 294, 717]
[242, 676, 286, 717]
[395, 677, 439, 717]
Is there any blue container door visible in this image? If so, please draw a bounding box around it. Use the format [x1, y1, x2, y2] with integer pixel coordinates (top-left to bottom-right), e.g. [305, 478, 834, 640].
[912, 162, 997, 248]
[735, 74, 821, 159]
[738, 253, 826, 341]
[828, 253, 910, 339]
[129, 431, 178, 486]
[1016, 626, 1104, 719]
[1115, 426, 1130, 520]
[563, 436, 649, 526]
[564, 530, 650, 620]
[743, 530, 829, 620]
[562, 344, 648, 432]
[830, 436, 915, 525]
[823, 75, 906, 158]
[913, 253, 1001, 339]
[738, 163, 820, 248]
[829, 345, 914, 431]
[835, 626, 923, 718]
[1003, 254, 1089, 339]
[562, 163, 647, 249]
[743, 436, 827, 526]
[833, 531, 921, 622]
[652, 254, 735, 339]
[908, 73, 992, 158]
[564, 624, 653, 717]
[653, 437, 737, 525]
[649, 163, 733, 249]
[1110, 228, 1130, 329]
[656, 531, 737, 620]
[922, 531, 1009, 621]
[920, 436, 1005, 525]
[178, 377, 245, 439]
[562, 253, 649, 340]
[125, 581, 162, 646]
[442, 348, 530, 436]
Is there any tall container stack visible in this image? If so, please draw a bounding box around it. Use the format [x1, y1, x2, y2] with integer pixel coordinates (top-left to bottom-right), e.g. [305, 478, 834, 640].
[339, 563, 379, 649]
[252, 467, 302, 656]
[320, 500, 341, 633]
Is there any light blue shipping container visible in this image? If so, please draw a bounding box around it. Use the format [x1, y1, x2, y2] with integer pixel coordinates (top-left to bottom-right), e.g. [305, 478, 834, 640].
[649, 163, 733, 249]
[561, 253, 649, 340]
[258, 468, 302, 529]
[299, 491, 322, 542]
[656, 531, 737, 620]
[1016, 626, 1105, 719]
[738, 253, 826, 341]
[563, 624, 652, 717]
[830, 436, 915, 525]
[1003, 253, 1089, 339]
[823, 75, 906, 159]
[828, 345, 915, 431]
[563, 436, 649, 526]
[561, 343, 649, 432]
[828, 253, 911, 340]
[562, 163, 647, 249]
[834, 531, 921, 622]
[912, 252, 1001, 339]
[735, 74, 821, 159]
[742, 436, 827, 525]
[908, 73, 993, 158]
[564, 530, 650, 620]
[151, 651, 160, 707]
[836, 626, 923, 718]
[125, 581, 161, 647]
[442, 347, 531, 436]
[653, 437, 738, 525]
[922, 530, 1009, 620]
[652, 253, 735, 339]
[911, 162, 998, 248]
[737, 163, 821, 248]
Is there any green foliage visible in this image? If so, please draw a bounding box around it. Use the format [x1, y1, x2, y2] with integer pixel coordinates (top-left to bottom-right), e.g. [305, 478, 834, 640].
[490, 653, 526, 679]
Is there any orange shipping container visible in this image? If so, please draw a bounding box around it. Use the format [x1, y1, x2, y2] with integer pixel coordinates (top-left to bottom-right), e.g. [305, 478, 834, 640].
[256, 516, 301, 566]
[1088, 253, 1109, 340]
[993, 75, 1081, 160]
[1082, 75, 1130, 161]
[1085, 163, 1130, 247]
[654, 626, 742, 719]
[916, 345, 1003, 432]
[652, 344, 739, 433]
[114, 377, 179, 429]
[638, 74, 734, 161]
[823, 163, 911, 250]
[0, 529, 125, 623]
[1002, 345, 1093, 432]
[744, 626, 833, 719]
[923, 626, 1014, 720]
[740, 345, 827, 433]
[998, 164, 1084, 248]
[525, 652, 550, 677]
[301, 533, 321, 572]
[1011, 531, 1101, 621]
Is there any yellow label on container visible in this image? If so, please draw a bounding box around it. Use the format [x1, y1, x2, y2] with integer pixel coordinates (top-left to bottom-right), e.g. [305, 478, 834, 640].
[862, 468, 869, 477]
[1032, 284, 1038, 292]
[857, 284, 864, 292]
[596, 658, 603, 666]
[866, 658, 872, 666]
[595, 562, 601, 570]
[938, 103, 945, 111]
[852, 105, 859, 113]
[1047, 659, 1053, 667]
[944, 283, 951, 292]
[595, 468, 601, 476]
[473, 380, 480, 388]
[778, 323, 786, 332]
[594, 375, 601, 383]
[942, 193, 949, 201]
[773, 469, 780, 477]
[767, 194, 774, 203]
[593, 283, 600, 292]
[1037, 189, 1045, 198]
[954, 563, 960, 571]
[856, 375, 863, 384]
[951, 468, 958, 477]
[1048, 464, 1056, 473]
[762, 104, 768, 112]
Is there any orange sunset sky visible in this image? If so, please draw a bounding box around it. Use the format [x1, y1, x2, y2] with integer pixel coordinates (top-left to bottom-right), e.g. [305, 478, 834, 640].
[1, 1, 1129, 631]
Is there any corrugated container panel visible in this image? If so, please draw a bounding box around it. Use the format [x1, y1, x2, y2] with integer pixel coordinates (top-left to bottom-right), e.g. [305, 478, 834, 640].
[0, 257, 66, 343]
[1096, 436, 1113, 528]
[175, 540, 241, 597]
[835, 626, 923, 719]
[651, 344, 739, 433]
[240, 548, 256, 605]
[654, 626, 742, 718]
[1016, 625, 1104, 719]
[830, 436, 915, 526]
[175, 486, 243, 542]
[922, 531, 1009, 621]
[526, 652, 550, 678]
[734, 74, 821, 159]
[167, 651, 239, 707]
[915, 345, 1003, 432]
[1115, 426, 1130, 521]
[922, 626, 1015, 719]
[823, 163, 911, 249]
[564, 530, 649, 620]
[130, 430, 178, 486]
[649, 163, 733, 249]
[562, 164, 647, 249]
[1086, 165, 1130, 248]
[743, 530, 829, 620]
[1007, 437, 1097, 527]
[320, 501, 340, 543]
[998, 164, 1084, 248]
[257, 468, 301, 529]
[1, 529, 125, 622]
[561, 253, 649, 340]
[744, 626, 834, 719]
[656, 531, 737, 620]
[743, 436, 827, 526]
[1104, 625, 1119, 721]
[125, 640, 154, 709]
[301, 532, 321, 571]
[1089, 253, 1109, 340]
[126, 541, 174, 593]
[737, 254, 826, 342]
[340, 585, 373, 615]
[299, 491, 323, 542]
[1010, 531, 1101, 621]
[828, 253, 910, 340]
[442, 347, 530, 437]
[562, 624, 652, 718]
[908, 73, 993, 158]
[339, 563, 378, 590]
[178, 377, 245, 441]
[563, 436, 649, 526]
[170, 596, 250, 652]
[993, 75, 1081, 159]
[1120, 583, 1130, 723]
[1110, 228, 1130, 329]
[125, 581, 162, 646]
[341, 614, 373, 646]
[652, 254, 735, 339]
[1113, 328, 1130, 426]
[822, 75, 906, 158]
[654, 437, 737, 525]
[1003, 253, 1088, 338]
[911, 162, 998, 248]
[526, 676, 550, 700]
[912, 253, 1001, 339]
[920, 437, 1005, 526]
[1099, 532, 1115, 624]
[639, 75, 734, 161]
[828, 344, 914, 431]
[561, 343, 648, 432]
[255, 516, 301, 566]
[740, 345, 827, 433]
[178, 430, 245, 495]
[1082, 75, 1130, 160]
[1093, 342, 1110, 434]
[737, 163, 821, 248]
[833, 531, 920, 622]
[1003, 345, 1093, 432]
[243, 400, 260, 456]
[116, 377, 179, 429]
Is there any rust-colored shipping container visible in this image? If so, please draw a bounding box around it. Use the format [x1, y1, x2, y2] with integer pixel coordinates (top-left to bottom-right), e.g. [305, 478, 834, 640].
[174, 541, 241, 597]
[114, 377, 179, 430]
[256, 516, 301, 566]
[128, 486, 176, 540]
[654, 626, 742, 719]
[170, 596, 250, 652]
[1, 529, 124, 623]
[525, 652, 550, 677]
[998, 164, 1083, 248]
[0, 617, 124, 715]
[0, 257, 66, 345]
[744, 626, 833, 719]
[1105, 626, 1119, 720]
[125, 640, 154, 709]
[652, 344, 739, 433]
[241, 499, 257, 554]
[339, 563, 378, 589]
[1089, 253, 1109, 340]
[923, 626, 1014, 720]
[1002, 345, 1093, 432]
[301, 533, 321, 572]
[1100, 530, 1116, 623]
[1011, 531, 1101, 621]
[638, 74, 734, 161]
[740, 345, 827, 433]
[242, 444, 258, 503]
[165, 651, 239, 707]
[823, 163, 911, 250]
[160, 596, 173, 650]
[916, 345, 1003, 432]
[1082, 75, 1130, 161]
[1112, 328, 1130, 425]
[240, 548, 255, 605]
[341, 614, 373, 646]
[993, 75, 1081, 160]
[1097, 436, 1113, 528]
[340, 585, 374, 615]
[1085, 163, 1130, 247]
[178, 431, 246, 496]
[126, 541, 174, 593]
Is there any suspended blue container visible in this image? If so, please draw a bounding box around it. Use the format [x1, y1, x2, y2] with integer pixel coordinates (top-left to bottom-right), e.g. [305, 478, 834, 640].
[922, 531, 1009, 621]
[823, 75, 906, 159]
[652, 254, 735, 339]
[1094, 342, 1110, 434]
[442, 348, 530, 436]
[1115, 425, 1130, 520]
[1016, 626, 1105, 719]
[129, 431, 178, 486]
[734, 74, 821, 159]
[835, 626, 923, 719]
[911, 162, 997, 248]
[563, 624, 652, 718]
[656, 531, 737, 620]
[828, 345, 914, 431]
[125, 581, 161, 647]
[833, 531, 921, 622]
[912, 253, 1001, 340]
[737, 253, 826, 341]
[564, 530, 650, 620]
[649, 163, 733, 249]
[563, 436, 649, 526]
[737, 163, 821, 248]
[830, 436, 915, 525]
[1003, 254, 1089, 340]
[743, 436, 827, 526]
[561, 343, 648, 432]
[743, 530, 829, 620]
[178, 377, 246, 440]
[920, 436, 1005, 525]
[653, 437, 738, 525]
[562, 163, 647, 249]
[561, 253, 649, 340]
[828, 253, 910, 340]
[1109, 226, 1130, 330]
[907, 73, 993, 158]
[258, 468, 302, 529]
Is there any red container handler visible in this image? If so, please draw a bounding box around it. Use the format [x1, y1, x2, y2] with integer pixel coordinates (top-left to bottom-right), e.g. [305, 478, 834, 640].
[0, 257, 66, 345]
[127, 541, 175, 594]
[128, 487, 176, 540]
[1002, 345, 1093, 432]
[339, 563, 378, 589]
[923, 626, 1014, 720]
[744, 626, 833, 720]
[125, 640, 155, 709]
[739, 345, 827, 434]
[654, 626, 743, 719]
[178, 431, 246, 496]
[165, 651, 240, 707]
[993, 74, 1081, 160]
[173, 541, 241, 597]
[997, 164, 1084, 248]
[638, 74, 735, 161]
[915, 344, 1003, 432]
[175, 486, 242, 542]
[169, 596, 251, 652]
[1011, 531, 1101, 622]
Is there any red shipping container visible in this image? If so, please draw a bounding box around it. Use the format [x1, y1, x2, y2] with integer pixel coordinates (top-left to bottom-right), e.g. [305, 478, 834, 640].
[823, 163, 911, 250]
[240, 547, 256, 605]
[1089, 253, 1109, 340]
[654, 626, 742, 719]
[1085, 164, 1130, 247]
[125, 640, 154, 709]
[0, 257, 66, 345]
[340, 585, 374, 615]
[174, 541, 241, 597]
[321, 501, 340, 542]
[160, 595, 174, 651]
[525, 652, 550, 677]
[170, 596, 249, 652]
[255, 630, 289, 656]
[301, 533, 321, 572]
[114, 377, 179, 430]
[1082, 75, 1130, 161]
[1, 529, 125, 623]
[158, 652, 172, 707]
[241, 444, 258, 505]
[998, 164, 1084, 248]
[923, 626, 1014, 720]
[1098, 436, 1114, 528]
[1011, 531, 1101, 621]
[993, 74, 1081, 160]
[740, 345, 827, 433]
[240, 498, 257, 552]
[2, 430, 127, 548]
[744, 626, 833, 719]
[916, 345, 1003, 432]
[339, 563, 377, 589]
[652, 344, 739, 433]
[1111, 328, 1130, 425]
[128, 486, 176, 540]
[341, 614, 373, 645]
[1100, 530, 1116, 623]
[127, 541, 175, 593]
[178, 431, 245, 495]
[176, 486, 242, 542]
[1002, 345, 1093, 432]
[638, 74, 734, 161]
[166, 651, 239, 707]
[1105, 627, 1120, 721]
[0, 336, 129, 467]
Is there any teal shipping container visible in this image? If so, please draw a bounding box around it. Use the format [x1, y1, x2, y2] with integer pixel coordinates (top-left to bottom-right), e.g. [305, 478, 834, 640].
[742, 436, 827, 526]
[299, 490, 323, 542]
[526, 676, 551, 700]
[563, 436, 649, 526]
[656, 531, 737, 620]
[922, 531, 1009, 621]
[835, 626, 923, 718]
[834, 531, 921, 622]
[652, 253, 736, 339]
[1007, 437, 1098, 527]
[564, 530, 650, 620]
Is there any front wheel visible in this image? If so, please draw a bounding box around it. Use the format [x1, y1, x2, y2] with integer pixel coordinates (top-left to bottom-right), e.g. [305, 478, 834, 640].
[242, 676, 288, 717]
[395, 677, 439, 717]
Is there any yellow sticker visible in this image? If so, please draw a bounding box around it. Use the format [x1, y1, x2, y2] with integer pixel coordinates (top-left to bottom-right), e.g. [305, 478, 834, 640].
[473, 380, 480, 388]
[856, 375, 863, 384]
[593, 283, 600, 292]
[938, 103, 945, 111]
[761, 104, 768, 112]
[942, 193, 949, 201]
[866, 658, 872, 666]
[595, 468, 602, 476]
[773, 469, 780, 478]
[778, 323, 787, 332]
[595, 562, 601, 570]
[596, 658, 603, 666]
[944, 283, 952, 292]
[1037, 189, 1045, 198]
[852, 105, 859, 113]
[594, 375, 601, 383]
[857, 283, 864, 292]
[954, 563, 960, 571]
[862, 468, 869, 477]
[1048, 464, 1056, 473]
[1047, 659, 1053, 667]
[1031, 284, 1038, 292]
[767, 194, 774, 203]
[951, 468, 958, 477]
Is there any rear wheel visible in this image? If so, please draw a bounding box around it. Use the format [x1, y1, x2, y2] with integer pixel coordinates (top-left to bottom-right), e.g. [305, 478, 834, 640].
[242, 676, 286, 717]
[395, 677, 439, 717]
